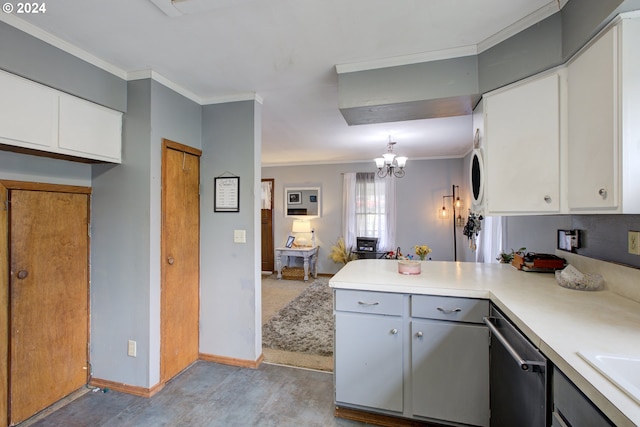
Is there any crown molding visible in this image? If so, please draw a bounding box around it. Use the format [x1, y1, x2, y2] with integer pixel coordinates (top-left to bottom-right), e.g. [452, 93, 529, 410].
[336, 0, 567, 74]
[201, 92, 263, 105]
[336, 45, 478, 74]
[0, 13, 128, 80]
[477, 0, 565, 53]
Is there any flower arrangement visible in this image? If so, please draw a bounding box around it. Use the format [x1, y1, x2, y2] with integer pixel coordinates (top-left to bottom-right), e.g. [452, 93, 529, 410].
[328, 237, 357, 264]
[414, 245, 432, 261]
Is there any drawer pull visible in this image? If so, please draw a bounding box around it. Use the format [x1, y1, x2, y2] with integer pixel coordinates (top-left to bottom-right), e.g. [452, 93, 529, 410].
[390, 328, 398, 335]
[357, 301, 380, 307]
[416, 331, 423, 338]
[437, 307, 462, 314]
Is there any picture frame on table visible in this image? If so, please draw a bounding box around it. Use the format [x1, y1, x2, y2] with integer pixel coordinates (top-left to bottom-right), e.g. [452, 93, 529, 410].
[285, 235, 295, 248]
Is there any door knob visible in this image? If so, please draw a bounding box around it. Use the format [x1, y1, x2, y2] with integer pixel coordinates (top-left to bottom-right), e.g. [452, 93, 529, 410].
[167, 257, 175, 265]
[17, 270, 28, 280]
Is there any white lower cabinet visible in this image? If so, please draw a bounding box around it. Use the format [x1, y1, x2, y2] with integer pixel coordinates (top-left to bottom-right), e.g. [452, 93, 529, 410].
[334, 290, 490, 426]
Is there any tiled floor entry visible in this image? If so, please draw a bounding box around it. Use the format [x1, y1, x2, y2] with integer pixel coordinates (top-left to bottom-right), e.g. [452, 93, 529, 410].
[23, 361, 367, 427]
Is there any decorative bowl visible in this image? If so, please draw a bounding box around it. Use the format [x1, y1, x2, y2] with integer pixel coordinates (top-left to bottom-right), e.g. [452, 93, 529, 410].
[555, 265, 604, 291]
[398, 260, 421, 275]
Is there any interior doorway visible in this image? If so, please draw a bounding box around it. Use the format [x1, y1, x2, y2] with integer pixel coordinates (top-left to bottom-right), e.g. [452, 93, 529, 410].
[1, 181, 90, 426]
[261, 179, 274, 273]
[160, 139, 202, 383]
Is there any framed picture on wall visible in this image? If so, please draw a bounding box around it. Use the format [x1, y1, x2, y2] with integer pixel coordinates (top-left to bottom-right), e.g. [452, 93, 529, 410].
[288, 192, 302, 205]
[214, 176, 240, 212]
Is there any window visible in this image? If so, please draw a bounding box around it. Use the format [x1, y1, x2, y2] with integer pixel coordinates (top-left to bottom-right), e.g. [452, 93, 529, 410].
[343, 172, 396, 251]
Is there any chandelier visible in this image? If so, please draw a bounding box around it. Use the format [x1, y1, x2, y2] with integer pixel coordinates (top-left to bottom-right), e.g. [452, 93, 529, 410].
[374, 137, 408, 178]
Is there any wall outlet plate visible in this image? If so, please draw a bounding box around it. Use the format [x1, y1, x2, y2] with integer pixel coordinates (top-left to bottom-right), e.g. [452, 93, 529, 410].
[629, 231, 640, 255]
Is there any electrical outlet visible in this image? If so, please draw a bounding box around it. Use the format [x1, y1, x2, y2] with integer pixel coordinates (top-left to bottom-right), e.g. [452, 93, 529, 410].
[629, 231, 640, 255]
[127, 340, 137, 357]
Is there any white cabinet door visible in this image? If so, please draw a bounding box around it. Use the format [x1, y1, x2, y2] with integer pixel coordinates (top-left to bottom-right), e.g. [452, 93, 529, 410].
[484, 72, 561, 214]
[411, 319, 490, 427]
[58, 95, 122, 163]
[567, 26, 618, 211]
[335, 311, 403, 413]
[0, 70, 58, 150]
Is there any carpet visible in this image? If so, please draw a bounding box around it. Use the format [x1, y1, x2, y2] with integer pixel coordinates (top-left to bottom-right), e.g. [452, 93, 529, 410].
[262, 277, 334, 357]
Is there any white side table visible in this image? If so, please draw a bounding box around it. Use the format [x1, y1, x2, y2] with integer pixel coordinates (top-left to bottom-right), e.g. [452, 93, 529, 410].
[275, 246, 319, 281]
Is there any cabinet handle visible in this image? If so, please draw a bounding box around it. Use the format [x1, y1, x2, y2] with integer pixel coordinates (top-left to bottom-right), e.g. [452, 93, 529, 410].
[17, 270, 29, 280]
[437, 307, 462, 314]
[544, 195, 552, 203]
[416, 331, 423, 338]
[390, 328, 398, 335]
[598, 188, 608, 199]
[357, 301, 379, 306]
[167, 256, 175, 265]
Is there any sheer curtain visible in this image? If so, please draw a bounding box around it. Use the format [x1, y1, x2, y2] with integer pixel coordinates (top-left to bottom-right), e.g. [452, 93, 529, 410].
[343, 172, 396, 252]
[476, 216, 504, 263]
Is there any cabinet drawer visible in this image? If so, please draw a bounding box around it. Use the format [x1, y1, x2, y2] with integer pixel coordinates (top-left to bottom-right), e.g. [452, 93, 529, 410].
[411, 295, 488, 323]
[335, 290, 403, 316]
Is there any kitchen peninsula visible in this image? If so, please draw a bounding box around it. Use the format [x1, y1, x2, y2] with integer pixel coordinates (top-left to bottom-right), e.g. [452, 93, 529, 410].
[329, 258, 640, 427]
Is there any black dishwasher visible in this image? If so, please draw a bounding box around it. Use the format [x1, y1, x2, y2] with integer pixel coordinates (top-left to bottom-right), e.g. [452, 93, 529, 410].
[484, 305, 549, 427]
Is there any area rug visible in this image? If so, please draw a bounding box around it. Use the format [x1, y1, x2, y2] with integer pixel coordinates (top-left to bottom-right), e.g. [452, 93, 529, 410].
[262, 278, 333, 357]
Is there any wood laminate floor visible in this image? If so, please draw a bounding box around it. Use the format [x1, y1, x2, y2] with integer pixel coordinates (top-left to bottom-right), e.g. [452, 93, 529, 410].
[22, 361, 368, 427]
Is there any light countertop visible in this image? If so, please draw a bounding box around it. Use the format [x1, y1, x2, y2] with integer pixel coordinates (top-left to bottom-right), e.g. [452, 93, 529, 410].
[329, 258, 640, 427]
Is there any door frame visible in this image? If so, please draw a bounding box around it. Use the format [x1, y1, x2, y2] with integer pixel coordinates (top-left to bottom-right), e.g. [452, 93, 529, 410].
[0, 180, 91, 427]
[160, 139, 202, 384]
[261, 178, 275, 273]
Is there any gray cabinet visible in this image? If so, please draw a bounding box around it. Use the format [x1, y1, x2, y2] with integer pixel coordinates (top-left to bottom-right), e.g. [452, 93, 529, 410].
[334, 290, 490, 425]
[334, 290, 404, 413]
[411, 296, 490, 426]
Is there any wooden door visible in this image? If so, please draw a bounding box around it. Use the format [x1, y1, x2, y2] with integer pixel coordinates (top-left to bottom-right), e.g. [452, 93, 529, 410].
[161, 140, 201, 383]
[3, 182, 90, 425]
[261, 179, 274, 272]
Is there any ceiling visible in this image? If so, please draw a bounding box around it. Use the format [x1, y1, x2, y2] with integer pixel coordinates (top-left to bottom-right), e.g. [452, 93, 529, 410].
[7, 0, 563, 166]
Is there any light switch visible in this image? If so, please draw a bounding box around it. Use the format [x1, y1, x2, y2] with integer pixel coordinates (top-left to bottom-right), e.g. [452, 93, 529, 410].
[234, 229, 246, 243]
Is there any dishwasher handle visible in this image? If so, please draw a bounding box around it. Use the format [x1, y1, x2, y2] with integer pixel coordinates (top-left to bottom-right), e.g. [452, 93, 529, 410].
[483, 316, 545, 372]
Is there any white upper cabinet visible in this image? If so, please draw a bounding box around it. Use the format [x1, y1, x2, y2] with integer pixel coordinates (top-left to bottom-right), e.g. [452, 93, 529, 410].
[58, 94, 122, 162]
[483, 71, 563, 215]
[0, 71, 58, 150]
[0, 69, 122, 163]
[567, 18, 640, 213]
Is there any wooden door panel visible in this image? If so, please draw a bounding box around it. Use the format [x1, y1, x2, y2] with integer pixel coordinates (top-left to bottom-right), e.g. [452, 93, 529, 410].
[161, 143, 200, 382]
[9, 190, 89, 424]
[261, 179, 274, 272]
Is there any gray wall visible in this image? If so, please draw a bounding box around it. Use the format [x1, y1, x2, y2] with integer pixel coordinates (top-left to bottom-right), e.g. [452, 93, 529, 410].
[200, 100, 262, 361]
[90, 78, 202, 388]
[0, 21, 127, 112]
[263, 158, 476, 274]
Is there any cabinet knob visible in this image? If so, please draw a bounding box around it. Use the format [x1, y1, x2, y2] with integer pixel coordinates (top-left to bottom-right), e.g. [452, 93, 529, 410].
[17, 270, 29, 280]
[544, 195, 552, 203]
[598, 188, 608, 199]
[390, 328, 398, 335]
[416, 331, 423, 338]
[167, 256, 175, 265]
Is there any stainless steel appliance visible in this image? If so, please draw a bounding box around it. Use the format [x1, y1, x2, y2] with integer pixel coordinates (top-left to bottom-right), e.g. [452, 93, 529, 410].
[484, 305, 549, 427]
